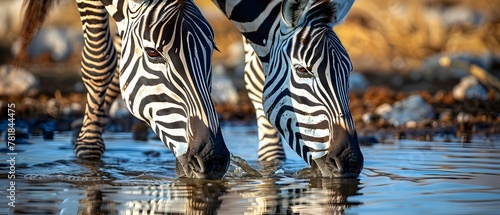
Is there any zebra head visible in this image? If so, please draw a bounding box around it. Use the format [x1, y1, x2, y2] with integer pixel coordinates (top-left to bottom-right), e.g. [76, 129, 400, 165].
[263, 0, 363, 177]
[114, 0, 230, 178]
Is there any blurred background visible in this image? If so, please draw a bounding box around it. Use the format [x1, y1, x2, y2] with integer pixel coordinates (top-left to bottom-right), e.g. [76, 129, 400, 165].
[0, 0, 499, 138]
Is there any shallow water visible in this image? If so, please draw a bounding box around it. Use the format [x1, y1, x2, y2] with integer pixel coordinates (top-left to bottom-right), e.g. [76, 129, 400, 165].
[1, 122, 499, 214]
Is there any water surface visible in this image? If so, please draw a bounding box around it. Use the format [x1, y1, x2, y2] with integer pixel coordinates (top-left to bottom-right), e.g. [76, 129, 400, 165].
[1, 122, 499, 214]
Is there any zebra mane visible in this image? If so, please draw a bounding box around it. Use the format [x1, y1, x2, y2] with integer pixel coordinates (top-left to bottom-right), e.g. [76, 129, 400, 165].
[282, 0, 308, 27]
[282, 0, 337, 28]
[17, 0, 59, 65]
[306, 0, 337, 25]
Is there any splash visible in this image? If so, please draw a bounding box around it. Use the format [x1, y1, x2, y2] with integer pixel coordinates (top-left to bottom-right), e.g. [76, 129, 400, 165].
[226, 155, 262, 178]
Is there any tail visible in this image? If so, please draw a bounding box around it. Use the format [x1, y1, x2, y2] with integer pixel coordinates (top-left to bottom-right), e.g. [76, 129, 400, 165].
[16, 0, 57, 65]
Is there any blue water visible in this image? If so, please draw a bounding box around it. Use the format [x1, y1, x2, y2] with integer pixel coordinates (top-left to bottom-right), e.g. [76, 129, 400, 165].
[1, 122, 499, 214]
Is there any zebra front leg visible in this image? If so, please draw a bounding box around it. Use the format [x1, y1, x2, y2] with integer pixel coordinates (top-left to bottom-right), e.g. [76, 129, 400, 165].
[74, 0, 118, 159]
[102, 31, 122, 121]
[243, 40, 285, 161]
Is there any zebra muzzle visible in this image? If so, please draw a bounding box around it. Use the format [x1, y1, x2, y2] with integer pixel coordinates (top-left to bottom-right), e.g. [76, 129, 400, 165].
[176, 118, 230, 179]
[311, 125, 364, 178]
[188, 155, 206, 174]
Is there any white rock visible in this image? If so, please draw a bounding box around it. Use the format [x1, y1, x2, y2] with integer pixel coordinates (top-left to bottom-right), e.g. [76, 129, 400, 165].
[212, 64, 239, 105]
[383, 95, 434, 126]
[109, 98, 132, 119]
[0, 65, 38, 96]
[63, 103, 83, 116]
[12, 28, 83, 62]
[456, 112, 472, 123]
[452, 75, 488, 100]
[361, 112, 373, 124]
[374, 103, 392, 117]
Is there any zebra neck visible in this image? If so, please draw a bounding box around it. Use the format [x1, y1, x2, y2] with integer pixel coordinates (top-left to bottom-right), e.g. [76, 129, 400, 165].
[212, 0, 281, 63]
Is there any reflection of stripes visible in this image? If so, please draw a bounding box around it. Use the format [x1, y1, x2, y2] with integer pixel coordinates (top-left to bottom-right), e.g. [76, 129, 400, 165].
[214, 0, 356, 165]
[20, 0, 220, 162]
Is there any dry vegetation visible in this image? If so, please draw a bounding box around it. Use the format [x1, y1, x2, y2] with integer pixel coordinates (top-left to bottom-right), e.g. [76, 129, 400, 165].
[6, 0, 499, 73]
[335, 0, 499, 72]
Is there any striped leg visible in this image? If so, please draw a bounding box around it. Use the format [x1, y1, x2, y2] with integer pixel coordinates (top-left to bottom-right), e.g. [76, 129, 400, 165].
[102, 31, 122, 118]
[74, 0, 118, 159]
[243, 39, 285, 161]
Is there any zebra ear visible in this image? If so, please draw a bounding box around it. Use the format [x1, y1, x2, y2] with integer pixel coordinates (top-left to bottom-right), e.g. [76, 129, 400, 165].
[281, 0, 309, 28]
[129, 0, 146, 3]
[333, 0, 355, 25]
[128, 0, 149, 10]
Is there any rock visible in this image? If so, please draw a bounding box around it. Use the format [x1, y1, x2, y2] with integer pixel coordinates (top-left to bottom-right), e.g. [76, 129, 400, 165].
[361, 112, 373, 125]
[0, 65, 39, 96]
[12, 28, 83, 62]
[63, 103, 83, 117]
[409, 53, 497, 93]
[349, 71, 369, 93]
[413, 54, 468, 83]
[45, 98, 60, 118]
[452, 75, 489, 100]
[382, 94, 434, 127]
[439, 110, 453, 123]
[456, 112, 472, 124]
[212, 65, 239, 105]
[374, 103, 392, 116]
[225, 41, 245, 69]
[109, 98, 131, 119]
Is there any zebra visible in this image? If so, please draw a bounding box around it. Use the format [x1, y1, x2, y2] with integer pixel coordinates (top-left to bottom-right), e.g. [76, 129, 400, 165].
[211, 0, 364, 177]
[18, 0, 230, 179]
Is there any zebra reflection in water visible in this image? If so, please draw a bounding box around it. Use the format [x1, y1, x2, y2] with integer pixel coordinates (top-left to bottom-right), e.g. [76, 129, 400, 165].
[77, 178, 360, 214]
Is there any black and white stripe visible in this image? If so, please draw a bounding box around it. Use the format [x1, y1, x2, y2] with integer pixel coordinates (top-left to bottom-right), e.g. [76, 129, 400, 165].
[74, 0, 118, 159]
[213, 0, 363, 177]
[243, 39, 285, 161]
[20, 0, 229, 178]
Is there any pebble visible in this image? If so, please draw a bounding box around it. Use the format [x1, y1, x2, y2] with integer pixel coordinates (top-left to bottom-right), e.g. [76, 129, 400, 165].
[0, 65, 39, 96]
[452, 75, 489, 100]
[381, 94, 434, 127]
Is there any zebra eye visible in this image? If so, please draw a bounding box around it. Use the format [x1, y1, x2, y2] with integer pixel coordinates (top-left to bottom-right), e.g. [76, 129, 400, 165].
[144, 47, 165, 63]
[294, 66, 314, 78]
[145, 47, 160, 58]
[296, 66, 308, 73]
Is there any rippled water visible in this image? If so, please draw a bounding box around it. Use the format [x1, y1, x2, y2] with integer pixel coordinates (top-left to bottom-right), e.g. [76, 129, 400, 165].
[1, 122, 499, 214]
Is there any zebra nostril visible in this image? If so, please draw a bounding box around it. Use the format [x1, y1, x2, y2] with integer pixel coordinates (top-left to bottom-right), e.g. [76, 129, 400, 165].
[188, 156, 206, 174]
[328, 157, 342, 173]
[331, 151, 363, 176]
